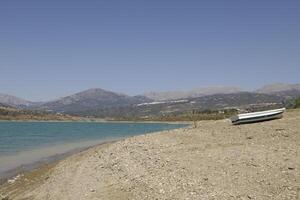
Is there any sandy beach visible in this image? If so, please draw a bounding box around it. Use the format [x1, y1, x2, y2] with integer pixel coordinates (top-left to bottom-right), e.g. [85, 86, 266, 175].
[1, 109, 299, 200]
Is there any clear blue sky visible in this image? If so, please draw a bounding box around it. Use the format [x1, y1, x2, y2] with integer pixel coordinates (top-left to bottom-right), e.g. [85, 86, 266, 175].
[1, 0, 299, 101]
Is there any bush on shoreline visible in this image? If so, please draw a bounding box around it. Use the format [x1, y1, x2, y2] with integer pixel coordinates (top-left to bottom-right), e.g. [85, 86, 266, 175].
[294, 97, 300, 108]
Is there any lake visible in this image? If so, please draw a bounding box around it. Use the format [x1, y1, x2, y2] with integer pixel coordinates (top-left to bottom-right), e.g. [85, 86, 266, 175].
[0, 122, 186, 178]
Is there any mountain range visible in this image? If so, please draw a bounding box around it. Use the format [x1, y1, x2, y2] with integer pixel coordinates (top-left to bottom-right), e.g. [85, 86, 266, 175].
[0, 83, 299, 118]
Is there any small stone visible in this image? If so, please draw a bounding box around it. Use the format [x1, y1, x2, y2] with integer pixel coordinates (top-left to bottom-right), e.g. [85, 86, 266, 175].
[7, 180, 14, 184]
[288, 167, 295, 170]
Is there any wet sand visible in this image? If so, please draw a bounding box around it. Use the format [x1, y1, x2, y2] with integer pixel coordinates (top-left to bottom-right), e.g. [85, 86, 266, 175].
[1, 109, 299, 200]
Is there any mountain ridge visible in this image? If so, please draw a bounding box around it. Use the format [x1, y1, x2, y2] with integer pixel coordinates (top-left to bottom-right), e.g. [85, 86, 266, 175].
[256, 83, 300, 93]
[143, 86, 243, 101]
[0, 83, 299, 114]
[255, 83, 300, 99]
[34, 88, 152, 112]
[0, 93, 33, 107]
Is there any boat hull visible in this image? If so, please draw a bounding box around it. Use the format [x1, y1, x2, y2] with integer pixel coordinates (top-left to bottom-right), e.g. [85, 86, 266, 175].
[231, 108, 285, 125]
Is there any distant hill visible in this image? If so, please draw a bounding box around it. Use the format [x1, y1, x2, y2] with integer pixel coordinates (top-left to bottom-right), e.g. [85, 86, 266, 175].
[143, 86, 242, 101]
[0, 93, 33, 107]
[256, 83, 300, 93]
[256, 83, 300, 98]
[34, 88, 152, 112]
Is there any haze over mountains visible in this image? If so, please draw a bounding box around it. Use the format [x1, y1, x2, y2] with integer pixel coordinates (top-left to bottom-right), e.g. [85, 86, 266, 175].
[0, 83, 299, 118]
[256, 83, 300, 93]
[143, 86, 243, 101]
[256, 83, 300, 98]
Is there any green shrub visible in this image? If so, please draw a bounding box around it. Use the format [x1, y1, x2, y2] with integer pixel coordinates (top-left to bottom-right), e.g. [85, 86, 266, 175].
[294, 97, 300, 108]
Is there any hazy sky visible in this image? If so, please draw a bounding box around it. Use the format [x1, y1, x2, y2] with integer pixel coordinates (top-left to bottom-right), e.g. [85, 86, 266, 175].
[1, 0, 299, 101]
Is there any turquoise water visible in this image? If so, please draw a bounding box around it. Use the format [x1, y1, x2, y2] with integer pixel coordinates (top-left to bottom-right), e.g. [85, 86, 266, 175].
[0, 122, 186, 175]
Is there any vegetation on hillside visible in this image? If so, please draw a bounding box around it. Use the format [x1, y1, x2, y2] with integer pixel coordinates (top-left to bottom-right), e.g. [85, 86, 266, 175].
[107, 109, 238, 122]
[0, 107, 83, 121]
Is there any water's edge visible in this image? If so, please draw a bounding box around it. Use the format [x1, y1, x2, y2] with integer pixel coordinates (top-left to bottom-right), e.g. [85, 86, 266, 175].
[0, 124, 189, 185]
[0, 139, 118, 184]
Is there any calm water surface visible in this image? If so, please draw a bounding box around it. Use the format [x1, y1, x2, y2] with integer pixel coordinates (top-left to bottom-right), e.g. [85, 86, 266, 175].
[0, 122, 186, 175]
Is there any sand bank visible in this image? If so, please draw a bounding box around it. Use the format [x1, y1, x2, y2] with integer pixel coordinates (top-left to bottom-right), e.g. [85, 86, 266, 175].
[1, 109, 299, 200]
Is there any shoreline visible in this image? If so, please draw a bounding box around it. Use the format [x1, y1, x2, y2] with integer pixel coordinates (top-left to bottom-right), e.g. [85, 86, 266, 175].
[0, 124, 189, 185]
[0, 139, 118, 184]
[0, 119, 191, 124]
[1, 110, 299, 199]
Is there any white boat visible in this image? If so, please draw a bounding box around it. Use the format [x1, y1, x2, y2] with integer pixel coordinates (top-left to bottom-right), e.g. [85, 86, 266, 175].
[231, 108, 286, 125]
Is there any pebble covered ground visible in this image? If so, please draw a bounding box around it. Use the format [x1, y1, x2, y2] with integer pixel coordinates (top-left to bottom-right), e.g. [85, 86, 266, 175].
[1, 109, 299, 200]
